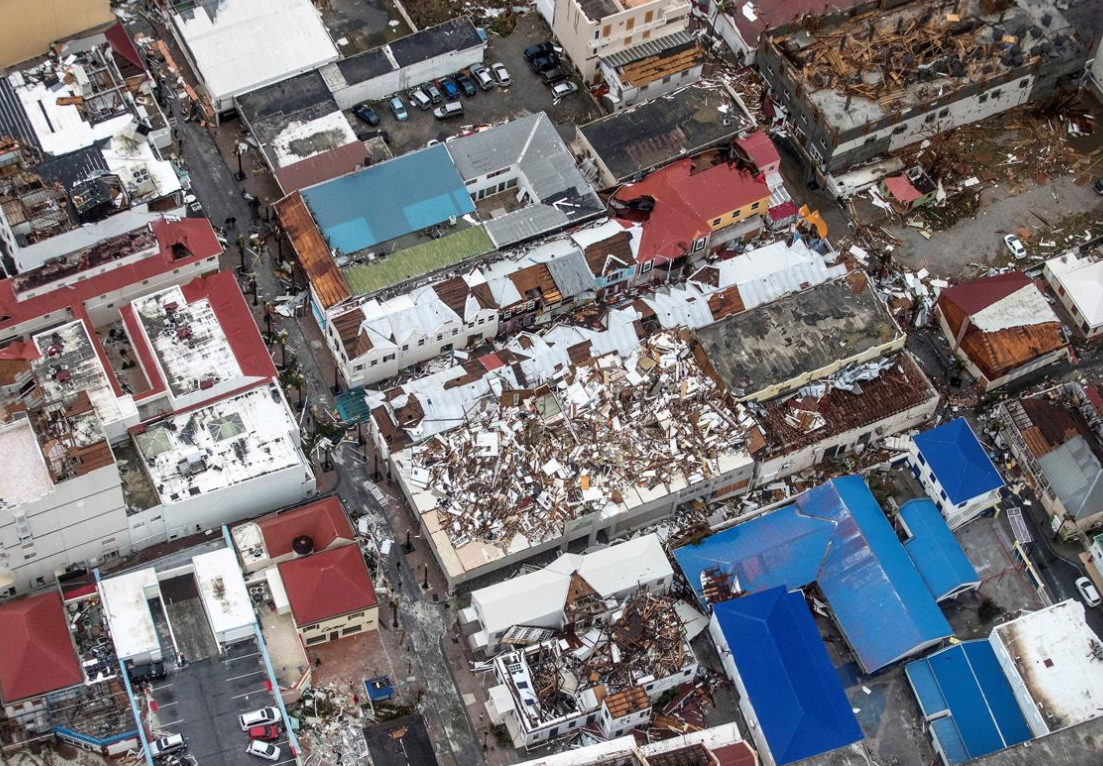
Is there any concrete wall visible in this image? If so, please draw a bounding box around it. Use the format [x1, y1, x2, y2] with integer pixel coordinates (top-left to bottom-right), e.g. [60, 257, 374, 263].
[988, 630, 1051, 738]
[552, 0, 690, 82]
[330, 45, 486, 109]
[299, 605, 379, 645]
[709, 613, 776, 766]
[0, 462, 131, 595]
[1045, 264, 1103, 338]
[0, 0, 115, 69]
[602, 61, 702, 110]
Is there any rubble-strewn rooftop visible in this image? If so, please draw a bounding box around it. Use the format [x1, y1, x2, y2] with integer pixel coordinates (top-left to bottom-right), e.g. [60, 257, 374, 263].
[31, 320, 133, 427]
[399, 331, 754, 559]
[134, 383, 306, 504]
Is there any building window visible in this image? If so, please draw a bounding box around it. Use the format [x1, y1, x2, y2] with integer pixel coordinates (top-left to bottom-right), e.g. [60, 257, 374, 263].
[939, 107, 949, 117]
[418, 338, 426, 346]
[925, 113, 935, 123]
[354, 363, 364, 371]
[402, 344, 409, 351]
[602, 24, 611, 36]
[452, 328, 459, 336]
[306, 635, 327, 645]
[893, 124, 907, 135]
[342, 624, 362, 635]
[641, 261, 653, 273]
[370, 359, 378, 366]
[625, 35, 633, 46]
[436, 334, 443, 341]
[626, 17, 634, 30]
[991, 89, 1001, 99]
[644, 9, 653, 21]
[917, 451, 926, 465]
[751, 201, 760, 210]
[979, 93, 988, 103]
[712, 217, 722, 226]
[1019, 78, 1028, 88]
[383, 353, 395, 362]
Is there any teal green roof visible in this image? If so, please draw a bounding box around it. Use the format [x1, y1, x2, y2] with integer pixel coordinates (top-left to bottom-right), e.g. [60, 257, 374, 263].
[342, 226, 494, 295]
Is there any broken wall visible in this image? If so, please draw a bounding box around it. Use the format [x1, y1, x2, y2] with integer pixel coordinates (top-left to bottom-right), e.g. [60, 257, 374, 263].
[0, 0, 115, 69]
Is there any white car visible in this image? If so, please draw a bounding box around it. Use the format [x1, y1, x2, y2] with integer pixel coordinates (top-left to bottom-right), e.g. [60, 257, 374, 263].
[491, 62, 511, 86]
[149, 734, 186, 759]
[1076, 576, 1101, 607]
[551, 81, 578, 99]
[239, 707, 281, 730]
[1003, 234, 1027, 259]
[246, 740, 282, 761]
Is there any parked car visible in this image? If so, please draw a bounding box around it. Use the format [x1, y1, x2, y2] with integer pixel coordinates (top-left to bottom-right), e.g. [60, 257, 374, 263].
[551, 81, 579, 98]
[239, 707, 281, 730]
[453, 70, 477, 96]
[245, 741, 282, 761]
[128, 660, 166, 684]
[433, 102, 464, 120]
[149, 734, 186, 760]
[352, 103, 380, 126]
[523, 42, 556, 62]
[470, 63, 495, 90]
[357, 129, 390, 144]
[530, 52, 561, 73]
[1003, 233, 1027, 259]
[409, 87, 432, 110]
[389, 96, 408, 121]
[248, 725, 282, 742]
[439, 76, 461, 100]
[1077, 576, 1101, 607]
[491, 62, 511, 86]
[540, 67, 568, 85]
[424, 82, 444, 104]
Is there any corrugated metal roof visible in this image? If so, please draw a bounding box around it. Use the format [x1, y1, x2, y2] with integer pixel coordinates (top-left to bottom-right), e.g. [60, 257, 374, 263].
[0, 77, 40, 150]
[900, 499, 981, 601]
[601, 30, 696, 69]
[675, 476, 953, 673]
[905, 641, 1033, 764]
[275, 192, 351, 309]
[544, 248, 595, 298]
[1037, 435, 1103, 521]
[712, 587, 863, 765]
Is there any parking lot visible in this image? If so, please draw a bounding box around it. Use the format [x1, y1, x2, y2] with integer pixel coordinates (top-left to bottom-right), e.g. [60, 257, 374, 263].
[148, 638, 291, 766]
[345, 14, 603, 156]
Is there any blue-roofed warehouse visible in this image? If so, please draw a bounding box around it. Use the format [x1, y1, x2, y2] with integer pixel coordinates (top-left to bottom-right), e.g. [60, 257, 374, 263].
[909, 418, 1004, 529]
[675, 476, 953, 673]
[900, 499, 981, 602]
[905, 640, 1033, 765]
[300, 144, 475, 255]
[710, 587, 864, 766]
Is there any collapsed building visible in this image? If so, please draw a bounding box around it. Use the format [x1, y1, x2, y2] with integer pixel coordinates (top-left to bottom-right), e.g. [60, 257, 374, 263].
[387, 330, 757, 592]
[486, 589, 698, 748]
[756, 0, 1087, 173]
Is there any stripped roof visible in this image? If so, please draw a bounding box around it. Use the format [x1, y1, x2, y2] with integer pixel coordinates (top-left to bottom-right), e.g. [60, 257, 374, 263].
[276, 192, 351, 308]
[273, 142, 370, 195]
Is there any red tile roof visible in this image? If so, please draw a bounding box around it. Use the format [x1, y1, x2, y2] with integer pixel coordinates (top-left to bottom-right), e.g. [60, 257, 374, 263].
[712, 743, 758, 766]
[612, 158, 769, 264]
[727, 0, 866, 52]
[0, 591, 82, 703]
[883, 175, 923, 204]
[735, 131, 780, 172]
[274, 143, 370, 195]
[0, 218, 221, 333]
[179, 272, 277, 382]
[258, 497, 354, 558]
[939, 271, 1031, 315]
[120, 303, 167, 400]
[279, 545, 378, 626]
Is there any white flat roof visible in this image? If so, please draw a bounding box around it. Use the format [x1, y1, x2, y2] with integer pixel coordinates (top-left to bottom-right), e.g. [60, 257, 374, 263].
[172, 0, 339, 102]
[33, 320, 133, 427]
[0, 419, 53, 507]
[100, 567, 161, 660]
[193, 548, 254, 636]
[1046, 252, 1103, 328]
[993, 599, 1103, 730]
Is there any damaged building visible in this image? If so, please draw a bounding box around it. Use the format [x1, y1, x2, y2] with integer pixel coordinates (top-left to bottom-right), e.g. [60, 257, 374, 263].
[387, 330, 757, 592]
[486, 588, 698, 748]
[756, 0, 1088, 173]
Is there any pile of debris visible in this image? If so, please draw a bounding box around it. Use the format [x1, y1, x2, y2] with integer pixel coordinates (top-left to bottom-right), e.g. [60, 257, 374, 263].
[295, 683, 373, 766]
[409, 331, 754, 550]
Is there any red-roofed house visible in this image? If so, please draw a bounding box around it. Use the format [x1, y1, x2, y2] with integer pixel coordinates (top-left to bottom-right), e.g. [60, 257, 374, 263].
[937, 271, 1070, 392]
[735, 131, 781, 178]
[0, 591, 83, 718]
[612, 157, 771, 276]
[277, 544, 379, 645]
[880, 168, 938, 213]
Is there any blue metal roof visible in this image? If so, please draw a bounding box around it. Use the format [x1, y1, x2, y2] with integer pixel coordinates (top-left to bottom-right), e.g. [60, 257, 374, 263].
[905, 641, 1033, 764]
[713, 587, 863, 765]
[675, 476, 953, 672]
[301, 145, 475, 254]
[900, 499, 981, 601]
[913, 418, 1004, 505]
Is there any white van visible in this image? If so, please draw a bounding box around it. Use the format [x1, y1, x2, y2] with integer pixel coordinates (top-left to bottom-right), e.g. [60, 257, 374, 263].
[408, 87, 432, 111]
[239, 707, 280, 730]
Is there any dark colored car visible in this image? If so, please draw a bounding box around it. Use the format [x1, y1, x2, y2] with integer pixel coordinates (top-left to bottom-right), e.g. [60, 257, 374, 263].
[530, 52, 561, 73]
[540, 66, 568, 85]
[128, 660, 166, 684]
[357, 129, 390, 144]
[424, 82, 444, 104]
[523, 42, 556, 62]
[439, 76, 461, 100]
[453, 71, 477, 96]
[352, 104, 380, 126]
[1095, 177, 1103, 195]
